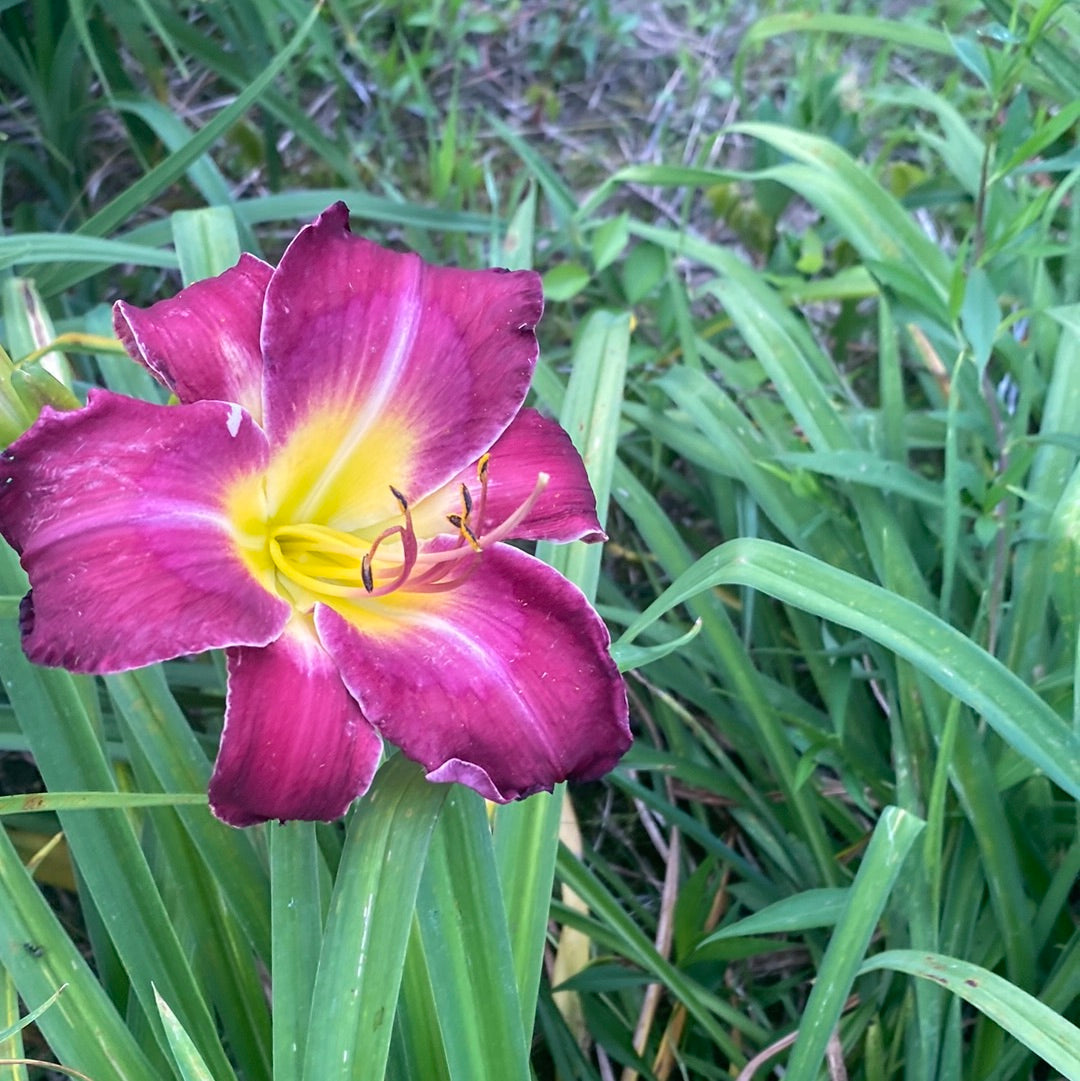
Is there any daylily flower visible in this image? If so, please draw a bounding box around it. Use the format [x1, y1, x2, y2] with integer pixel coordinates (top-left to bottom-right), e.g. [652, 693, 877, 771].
[0, 203, 630, 827]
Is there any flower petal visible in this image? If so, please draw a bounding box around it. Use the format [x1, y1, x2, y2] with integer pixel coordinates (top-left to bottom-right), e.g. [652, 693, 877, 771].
[209, 622, 383, 827]
[0, 390, 288, 672]
[410, 408, 606, 544]
[113, 253, 272, 421]
[315, 546, 630, 802]
[259, 202, 544, 531]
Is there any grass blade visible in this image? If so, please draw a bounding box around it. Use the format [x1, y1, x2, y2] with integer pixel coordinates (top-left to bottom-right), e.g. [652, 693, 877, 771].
[861, 950, 1080, 1079]
[784, 807, 925, 1080]
[154, 987, 216, 1081]
[619, 538, 1080, 799]
[416, 789, 530, 1081]
[301, 755, 447, 1081]
[35, 5, 321, 295]
[0, 825, 159, 1079]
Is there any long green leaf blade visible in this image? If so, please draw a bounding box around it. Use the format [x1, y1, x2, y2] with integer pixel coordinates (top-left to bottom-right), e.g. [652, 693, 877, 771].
[861, 950, 1080, 1079]
[271, 822, 324, 1081]
[154, 988, 216, 1081]
[417, 789, 531, 1081]
[0, 826, 159, 1079]
[619, 538, 1080, 798]
[301, 756, 447, 1081]
[785, 807, 925, 1080]
[0, 547, 237, 1080]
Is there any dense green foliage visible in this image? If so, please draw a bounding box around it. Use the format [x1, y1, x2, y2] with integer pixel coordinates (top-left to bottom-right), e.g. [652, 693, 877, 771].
[0, 1, 1079, 1079]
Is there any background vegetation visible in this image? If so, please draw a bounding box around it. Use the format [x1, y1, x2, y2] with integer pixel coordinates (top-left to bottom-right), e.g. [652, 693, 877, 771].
[0, 1, 1079, 1079]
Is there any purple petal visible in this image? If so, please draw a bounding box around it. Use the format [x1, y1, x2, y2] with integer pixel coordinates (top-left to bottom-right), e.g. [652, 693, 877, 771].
[259, 202, 544, 529]
[315, 545, 630, 802]
[113, 253, 272, 421]
[210, 622, 383, 827]
[0, 390, 288, 672]
[411, 408, 606, 544]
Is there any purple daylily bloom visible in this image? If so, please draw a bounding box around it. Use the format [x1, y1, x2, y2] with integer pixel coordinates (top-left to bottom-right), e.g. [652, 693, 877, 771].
[0, 203, 631, 827]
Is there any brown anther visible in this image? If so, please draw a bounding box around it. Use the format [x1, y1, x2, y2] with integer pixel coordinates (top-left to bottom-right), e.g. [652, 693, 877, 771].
[460, 522, 481, 551]
[389, 485, 409, 512]
[361, 553, 374, 593]
[477, 453, 490, 482]
[446, 513, 481, 552]
[460, 483, 473, 517]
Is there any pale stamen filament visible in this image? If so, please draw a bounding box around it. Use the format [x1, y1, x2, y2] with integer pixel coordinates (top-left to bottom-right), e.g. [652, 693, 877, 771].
[419, 470, 550, 565]
[468, 470, 548, 549]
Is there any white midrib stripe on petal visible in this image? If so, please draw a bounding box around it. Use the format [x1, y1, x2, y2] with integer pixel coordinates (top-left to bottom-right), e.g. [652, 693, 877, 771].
[409, 612, 563, 767]
[29, 503, 235, 554]
[291, 260, 423, 524]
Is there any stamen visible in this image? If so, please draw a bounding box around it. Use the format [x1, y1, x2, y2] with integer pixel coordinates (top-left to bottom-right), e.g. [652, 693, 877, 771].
[268, 491, 418, 600]
[363, 485, 418, 596]
[443, 482, 481, 551]
[276, 522, 362, 558]
[268, 469, 547, 603]
[406, 545, 481, 592]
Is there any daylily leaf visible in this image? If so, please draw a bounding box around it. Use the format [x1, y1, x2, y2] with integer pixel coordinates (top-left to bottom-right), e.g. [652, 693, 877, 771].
[172, 206, 243, 285]
[301, 755, 447, 1081]
[860, 951, 1080, 1079]
[154, 987, 216, 1081]
[611, 618, 702, 671]
[0, 981, 67, 1045]
[785, 808, 924, 1081]
[0, 822, 160, 1079]
[416, 789, 530, 1081]
[619, 538, 1080, 799]
[498, 306, 631, 1038]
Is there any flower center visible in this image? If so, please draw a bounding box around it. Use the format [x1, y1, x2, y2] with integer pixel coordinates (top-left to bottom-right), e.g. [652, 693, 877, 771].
[266, 455, 548, 609]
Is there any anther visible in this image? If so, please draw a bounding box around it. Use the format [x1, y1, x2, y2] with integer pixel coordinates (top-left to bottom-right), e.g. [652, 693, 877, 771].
[389, 485, 409, 512]
[473, 453, 491, 532]
[447, 513, 481, 552]
[361, 553, 374, 593]
[460, 484, 473, 517]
